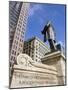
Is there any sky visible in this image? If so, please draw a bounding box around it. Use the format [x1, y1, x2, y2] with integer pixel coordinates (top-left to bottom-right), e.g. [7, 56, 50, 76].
[25, 3, 66, 47]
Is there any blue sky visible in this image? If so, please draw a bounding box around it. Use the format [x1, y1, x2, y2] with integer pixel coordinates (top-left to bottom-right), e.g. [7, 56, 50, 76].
[25, 3, 66, 46]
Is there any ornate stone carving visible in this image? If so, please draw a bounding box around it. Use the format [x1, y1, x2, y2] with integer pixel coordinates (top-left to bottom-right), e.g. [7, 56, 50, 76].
[17, 53, 33, 66]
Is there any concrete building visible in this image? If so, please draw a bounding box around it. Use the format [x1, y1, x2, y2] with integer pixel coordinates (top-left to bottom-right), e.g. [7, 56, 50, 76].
[23, 37, 50, 62]
[9, 1, 30, 65]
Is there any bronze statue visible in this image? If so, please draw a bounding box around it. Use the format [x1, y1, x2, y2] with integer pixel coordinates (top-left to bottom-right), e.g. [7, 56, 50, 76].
[41, 21, 57, 52]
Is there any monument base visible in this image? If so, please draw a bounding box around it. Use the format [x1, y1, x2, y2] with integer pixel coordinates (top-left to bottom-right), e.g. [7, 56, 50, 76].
[41, 50, 66, 85]
[10, 51, 66, 88]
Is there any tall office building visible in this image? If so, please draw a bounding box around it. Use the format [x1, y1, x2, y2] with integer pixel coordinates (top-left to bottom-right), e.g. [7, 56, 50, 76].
[9, 1, 30, 66]
[23, 37, 50, 62]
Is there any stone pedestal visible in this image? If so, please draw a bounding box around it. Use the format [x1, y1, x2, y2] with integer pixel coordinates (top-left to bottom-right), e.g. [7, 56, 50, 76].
[41, 50, 66, 85]
[10, 51, 66, 88]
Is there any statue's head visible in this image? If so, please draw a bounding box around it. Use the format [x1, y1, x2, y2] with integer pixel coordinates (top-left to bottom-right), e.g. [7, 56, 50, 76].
[46, 21, 51, 27]
[41, 21, 52, 34]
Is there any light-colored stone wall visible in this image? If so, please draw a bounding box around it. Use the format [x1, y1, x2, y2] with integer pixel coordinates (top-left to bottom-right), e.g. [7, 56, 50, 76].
[10, 51, 66, 88]
[10, 66, 58, 88]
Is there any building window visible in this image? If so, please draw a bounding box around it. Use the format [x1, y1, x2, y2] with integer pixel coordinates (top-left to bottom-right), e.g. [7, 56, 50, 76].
[36, 55, 37, 57]
[13, 56, 15, 61]
[36, 52, 37, 54]
[23, 24, 25, 27]
[17, 53, 19, 56]
[36, 59, 37, 61]
[11, 56, 13, 60]
[15, 35, 17, 39]
[22, 30, 24, 34]
[20, 38, 21, 42]
[20, 17, 22, 21]
[14, 51, 16, 55]
[22, 39, 23, 42]
[12, 50, 16, 55]
[22, 27, 25, 31]
[19, 20, 22, 24]
[16, 46, 17, 49]
[13, 44, 17, 50]
[18, 24, 21, 28]
[12, 50, 14, 54]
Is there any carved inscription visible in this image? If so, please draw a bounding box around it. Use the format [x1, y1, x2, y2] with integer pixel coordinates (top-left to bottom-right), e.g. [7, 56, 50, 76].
[13, 71, 58, 86]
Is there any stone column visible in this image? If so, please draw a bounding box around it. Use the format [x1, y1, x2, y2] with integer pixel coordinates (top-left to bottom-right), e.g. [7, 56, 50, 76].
[41, 51, 66, 85]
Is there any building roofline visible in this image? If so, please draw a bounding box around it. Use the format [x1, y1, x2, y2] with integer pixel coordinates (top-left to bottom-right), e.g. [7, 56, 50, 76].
[24, 37, 50, 50]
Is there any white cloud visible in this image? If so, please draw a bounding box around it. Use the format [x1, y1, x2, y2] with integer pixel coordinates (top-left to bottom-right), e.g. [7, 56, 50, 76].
[28, 4, 43, 17]
[56, 41, 63, 46]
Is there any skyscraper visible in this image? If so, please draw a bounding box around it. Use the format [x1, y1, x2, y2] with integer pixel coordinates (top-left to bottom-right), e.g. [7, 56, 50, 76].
[9, 1, 30, 66]
[23, 37, 50, 62]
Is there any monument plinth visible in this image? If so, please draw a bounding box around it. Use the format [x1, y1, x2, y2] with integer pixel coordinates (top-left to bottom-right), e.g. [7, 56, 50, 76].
[41, 50, 66, 85]
[10, 52, 66, 88]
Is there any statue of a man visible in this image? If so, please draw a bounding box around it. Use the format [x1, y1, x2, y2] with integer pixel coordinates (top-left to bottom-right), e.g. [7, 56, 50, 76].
[41, 21, 57, 52]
